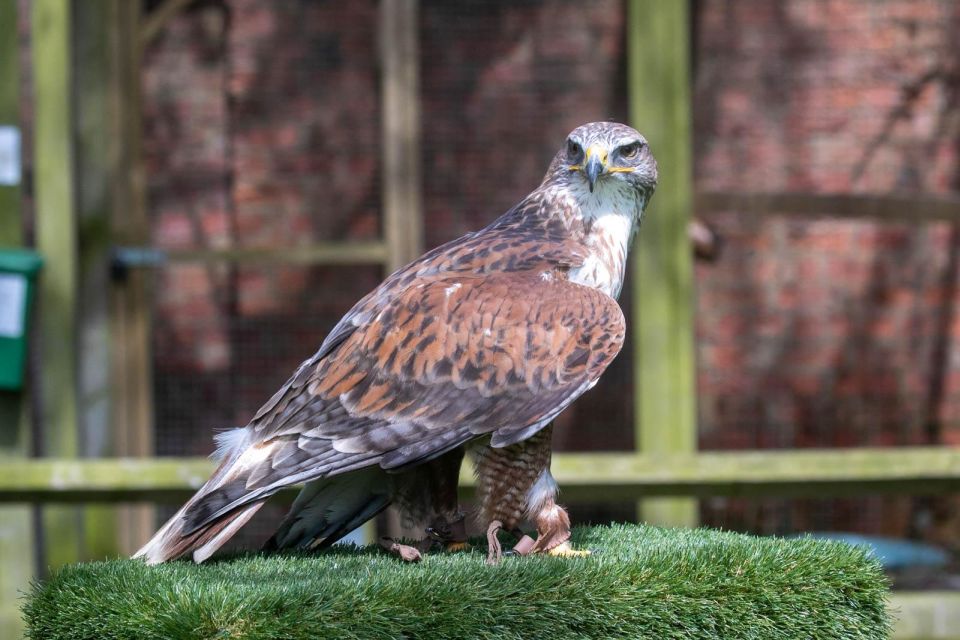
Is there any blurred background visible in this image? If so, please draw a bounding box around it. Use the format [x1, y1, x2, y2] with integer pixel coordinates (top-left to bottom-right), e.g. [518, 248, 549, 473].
[1, 0, 959, 638]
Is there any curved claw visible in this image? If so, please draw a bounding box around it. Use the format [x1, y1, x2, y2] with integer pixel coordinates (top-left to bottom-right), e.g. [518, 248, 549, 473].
[379, 537, 422, 562]
[485, 520, 503, 565]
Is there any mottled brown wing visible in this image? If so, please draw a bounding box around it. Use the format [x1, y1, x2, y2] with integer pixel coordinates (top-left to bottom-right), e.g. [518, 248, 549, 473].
[246, 231, 590, 431]
[185, 272, 623, 530]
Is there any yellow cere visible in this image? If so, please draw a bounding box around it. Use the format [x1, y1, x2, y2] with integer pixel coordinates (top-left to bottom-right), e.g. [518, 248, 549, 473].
[585, 145, 607, 164]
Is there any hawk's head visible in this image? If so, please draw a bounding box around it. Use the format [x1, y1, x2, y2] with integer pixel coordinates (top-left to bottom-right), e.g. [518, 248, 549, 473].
[548, 121, 657, 200]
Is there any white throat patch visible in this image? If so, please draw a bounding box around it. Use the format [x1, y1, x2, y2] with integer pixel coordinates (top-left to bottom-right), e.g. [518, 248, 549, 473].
[565, 179, 642, 299]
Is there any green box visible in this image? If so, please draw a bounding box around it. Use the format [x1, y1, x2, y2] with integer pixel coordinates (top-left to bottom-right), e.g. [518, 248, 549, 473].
[0, 248, 42, 390]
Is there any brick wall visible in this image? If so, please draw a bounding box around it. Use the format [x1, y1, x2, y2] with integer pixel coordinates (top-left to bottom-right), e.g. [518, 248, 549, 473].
[692, 0, 959, 545]
[695, 0, 960, 451]
[144, 0, 384, 456]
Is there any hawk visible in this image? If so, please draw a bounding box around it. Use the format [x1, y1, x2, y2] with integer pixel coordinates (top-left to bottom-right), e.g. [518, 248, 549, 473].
[135, 121, 657, 565]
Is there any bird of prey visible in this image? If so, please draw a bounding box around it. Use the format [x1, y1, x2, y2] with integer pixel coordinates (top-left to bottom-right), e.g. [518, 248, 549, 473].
[135, 121, 657, 565]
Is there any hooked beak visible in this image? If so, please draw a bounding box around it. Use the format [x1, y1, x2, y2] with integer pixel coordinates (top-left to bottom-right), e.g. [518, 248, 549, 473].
[584, 148, 606, 193]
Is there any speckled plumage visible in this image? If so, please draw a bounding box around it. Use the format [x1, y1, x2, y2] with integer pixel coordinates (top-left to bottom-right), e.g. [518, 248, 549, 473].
[135, 122, 657, 564]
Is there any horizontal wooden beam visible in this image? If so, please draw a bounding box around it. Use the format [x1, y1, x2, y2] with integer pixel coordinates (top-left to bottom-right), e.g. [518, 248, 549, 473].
[165, 242, 389, 266]
[1, 447, 958, 503]
[113, 241, 389, 270]
[696, 191, 960, 223]
[544, 448, 960, 501]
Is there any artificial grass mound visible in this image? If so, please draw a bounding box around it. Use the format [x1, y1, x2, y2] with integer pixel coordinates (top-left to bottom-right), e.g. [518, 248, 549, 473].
[23, 524, 890, 640]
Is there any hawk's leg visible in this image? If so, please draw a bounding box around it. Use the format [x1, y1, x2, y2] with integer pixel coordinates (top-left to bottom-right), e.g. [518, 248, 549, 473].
[425, 511, 470, 552]
[390, 447, 468, 556]
[424, 446, 470, 552]
[474, 426, 592, 560]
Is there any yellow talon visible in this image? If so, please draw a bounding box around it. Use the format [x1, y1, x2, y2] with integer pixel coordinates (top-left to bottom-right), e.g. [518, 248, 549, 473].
[445, 541, 471, 553]
[546, 541, 591, 558]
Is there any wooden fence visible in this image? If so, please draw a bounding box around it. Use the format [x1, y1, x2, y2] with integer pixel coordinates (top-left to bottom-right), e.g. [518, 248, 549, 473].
[1, 1, 959, 639]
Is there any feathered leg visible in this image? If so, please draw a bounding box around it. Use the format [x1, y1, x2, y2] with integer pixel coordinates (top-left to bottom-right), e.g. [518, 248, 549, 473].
[474, 424, 589, 563]
[375, 447, 468, 560]
[424, 446, 469, 551]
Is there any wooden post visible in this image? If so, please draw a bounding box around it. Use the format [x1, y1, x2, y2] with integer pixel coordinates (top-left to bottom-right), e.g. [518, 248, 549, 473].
[0, 1, 35, 635]
[33, 0, 84, 569]
[110, 0, 155, 555]
[74, 0, 127, 559]
[0, 6, 27, 436]
[628, 0, 698, 528]
[380, 0, 423, 273]
[379, 0, 423, 542]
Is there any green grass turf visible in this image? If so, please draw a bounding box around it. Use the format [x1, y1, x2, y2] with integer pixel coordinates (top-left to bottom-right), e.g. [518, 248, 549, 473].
[23, 524, 890, 640]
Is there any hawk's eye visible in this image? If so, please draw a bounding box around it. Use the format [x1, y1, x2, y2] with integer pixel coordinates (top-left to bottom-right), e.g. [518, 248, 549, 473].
[619, 142, 642, 160]
[567, 140, 583, 162]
